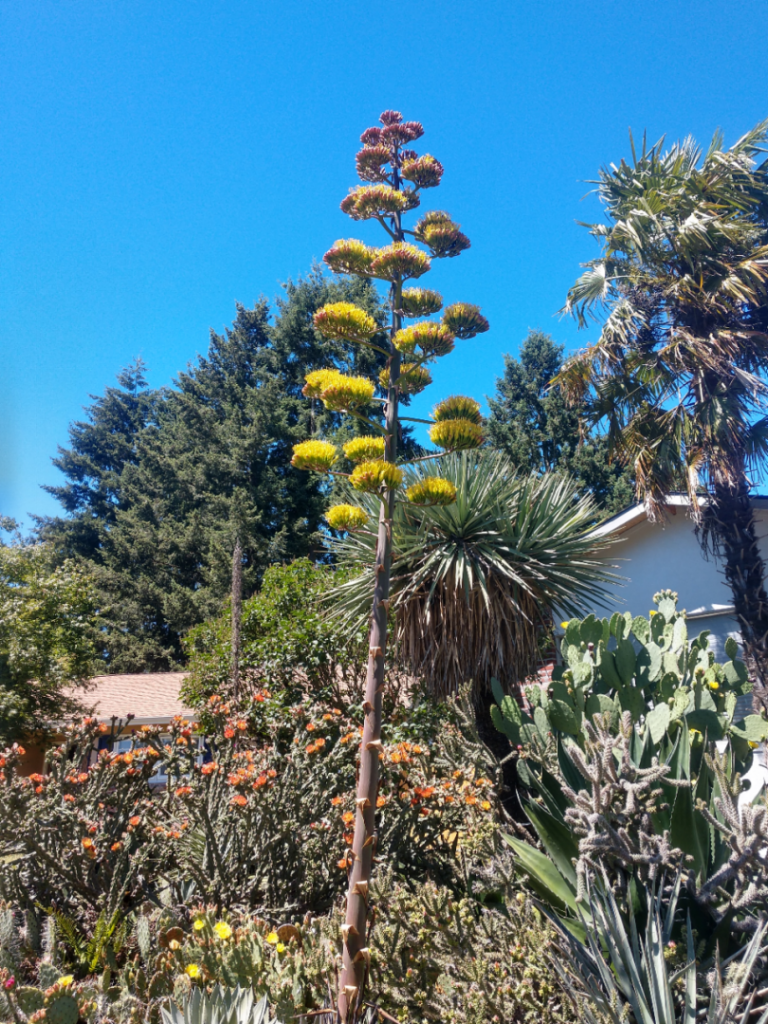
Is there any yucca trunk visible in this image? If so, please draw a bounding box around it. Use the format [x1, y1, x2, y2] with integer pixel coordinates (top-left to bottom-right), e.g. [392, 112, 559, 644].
[338, 249, 403, 1016]
[707, 477, 768, 713]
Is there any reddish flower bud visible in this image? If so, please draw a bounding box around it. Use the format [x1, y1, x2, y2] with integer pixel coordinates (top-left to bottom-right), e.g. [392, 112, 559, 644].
[379, 110, 402, 125]
[360, 127, 382, 145]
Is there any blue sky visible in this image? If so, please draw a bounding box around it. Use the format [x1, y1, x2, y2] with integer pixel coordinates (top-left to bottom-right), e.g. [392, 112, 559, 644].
[2, 0, 767, 528]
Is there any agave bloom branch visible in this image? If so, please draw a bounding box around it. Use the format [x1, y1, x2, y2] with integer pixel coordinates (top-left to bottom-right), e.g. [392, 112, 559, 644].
[290, 110, 488, 1019]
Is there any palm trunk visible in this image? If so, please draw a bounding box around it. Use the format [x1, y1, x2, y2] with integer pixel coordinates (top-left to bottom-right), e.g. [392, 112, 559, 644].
[338, 222, 403, 1016]
[706, 478, 768, 712]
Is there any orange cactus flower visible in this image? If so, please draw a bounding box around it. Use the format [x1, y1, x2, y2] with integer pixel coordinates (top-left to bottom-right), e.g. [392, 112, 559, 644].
[419, 807, 429, 816]
[331, 796, 343, 806]
[376, 796, 387, 808]
[129, 815, 141, 826]
[224, 727, 235, 739]
[236, 720, 247, 731]
[481, 800, 492, 811]
[465, 794, 477, 805]
[30, 773, 44, 783]
[342, 811, 354, 825]
[111, 842, 122, 852]
[305, 743, 317, 754]
[337, 857, 350, 870]
[64, 794, 75, 803]
[343, 831, 354, 844]
[231, 794, 247, 807]
[267, 768, 277, 778]
[201, 763, 218, 775]
[315, 737, 326, 748]
[81, 838, 94, 849]
[227, 774, 242, 786]
[253, 775, 268, 788]
[322, 714, 333, 721]
[175, 786, 192, 797]
[306, 723, 316, 732]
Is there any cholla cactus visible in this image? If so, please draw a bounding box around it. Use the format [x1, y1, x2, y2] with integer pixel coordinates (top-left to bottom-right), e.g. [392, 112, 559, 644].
[291, 108, 489, 1018]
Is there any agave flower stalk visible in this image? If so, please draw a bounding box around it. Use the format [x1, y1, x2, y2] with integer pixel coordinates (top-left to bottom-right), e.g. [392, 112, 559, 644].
[290, 109, 489, 1019]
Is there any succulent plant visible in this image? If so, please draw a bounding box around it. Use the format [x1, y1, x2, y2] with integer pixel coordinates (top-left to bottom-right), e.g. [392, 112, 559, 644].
[161, 986, 279, 1024]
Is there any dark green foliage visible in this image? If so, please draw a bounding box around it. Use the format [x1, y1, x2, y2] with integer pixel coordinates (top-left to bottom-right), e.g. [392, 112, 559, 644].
[38, 271, 391, 672]
[182, 559, 369, 711]
[0, 522, 97, 744]
[486, 330, 635, 516]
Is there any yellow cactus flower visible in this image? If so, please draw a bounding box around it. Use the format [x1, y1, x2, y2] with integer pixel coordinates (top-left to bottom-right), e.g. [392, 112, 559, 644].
[193, 919, 205, 931]
[276, 942, 286, 953]
[560, 621, 570, 629]
[320, 375, 376, 412]
[401, 287, 443, 318]
[343, 436, 386, 463]
[213, 922, 232, 940]
[325, 504, 370, 532]
[313, 303, 378, 344]
[186, 964, 201, 978]
[379, 364, 432, 395]
[429, 418, 484, 451]
[405, 477, 457, 507]
[266, 931, 279, 944]
[291, 440, 338, 473]
[57, 976, 74, 988]
[323, 238, 378, 277]
[350, 461, 404, 493]
[169, 939, 181, 951]
[369, 242, 431, 282]
[709, 680, 720, 690]
[442, 302, 489, 339]
[432, 394, 482, 425]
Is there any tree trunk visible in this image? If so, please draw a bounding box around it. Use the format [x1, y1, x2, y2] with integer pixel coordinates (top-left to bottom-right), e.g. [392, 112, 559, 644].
[706, 479, 768, 713]
[231, 537, 243, 703]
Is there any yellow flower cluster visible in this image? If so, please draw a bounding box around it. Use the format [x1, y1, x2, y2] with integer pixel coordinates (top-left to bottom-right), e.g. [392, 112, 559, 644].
[320, 375, 376, 412]
[380, 364, 432, 395]
[325, 504, 370, 531]
[429, 418, 484, 451]
[343, 435, 386, 462]
[401, 287, 443, 318]
[394, 322, 455, 359]
[414, 211, 471, 259]
[350, 460, 404, 493]
[433, 394, 482, 425]
[442, 302, 490, 339]
[291, 439, 338, 473]
[405, 477, 457, 506]
[313, 302, 378, 344]
[303, 368, 344, 398]
[401, 154, 444, 189]
[323, 238, 378, 276]
[340, 184, 417, 220]
[370, 242, 431, 282]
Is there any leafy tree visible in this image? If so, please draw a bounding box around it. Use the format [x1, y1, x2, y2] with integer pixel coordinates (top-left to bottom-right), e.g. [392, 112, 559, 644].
[555, 121, 768, 710]
[0, 520, 96, 744]
[39, 272, 391, 672]
[486, 330, 635, 515]
[290, 109, 493, 1016]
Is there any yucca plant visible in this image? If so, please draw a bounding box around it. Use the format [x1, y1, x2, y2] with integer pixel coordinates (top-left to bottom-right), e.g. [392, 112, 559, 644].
[331, 450, 617, 699]
[551, 878, 768, 1024]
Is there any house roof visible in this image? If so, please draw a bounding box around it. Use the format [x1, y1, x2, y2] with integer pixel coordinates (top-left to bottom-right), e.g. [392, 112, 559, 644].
[590, 494, 768, 539]
[72, 673, 194, 725]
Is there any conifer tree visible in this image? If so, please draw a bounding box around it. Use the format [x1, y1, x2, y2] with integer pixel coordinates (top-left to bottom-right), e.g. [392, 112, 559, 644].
[291, 110, 488, 1017]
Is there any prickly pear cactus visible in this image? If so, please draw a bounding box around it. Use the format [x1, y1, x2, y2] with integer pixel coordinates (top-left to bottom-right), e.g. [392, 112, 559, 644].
[44, 992, 79, 1024]
[492, 590, 757, 754]
[135, 915, 152, 962]
[0, 905, 21, 972]
[16, 985, 45, 1015]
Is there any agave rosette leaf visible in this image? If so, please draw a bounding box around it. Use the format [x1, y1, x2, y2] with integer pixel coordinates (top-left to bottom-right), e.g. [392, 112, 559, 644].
[328, 452, 617, 696]
[313, 303, 379, 345]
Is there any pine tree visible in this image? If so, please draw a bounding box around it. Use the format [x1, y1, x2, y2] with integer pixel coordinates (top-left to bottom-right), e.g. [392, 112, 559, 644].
[486, 330, 635, 515]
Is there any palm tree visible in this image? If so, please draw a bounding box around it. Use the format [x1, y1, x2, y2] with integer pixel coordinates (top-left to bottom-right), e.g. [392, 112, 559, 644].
[331, 451, 617, 719]
[556, 121, 768, 710]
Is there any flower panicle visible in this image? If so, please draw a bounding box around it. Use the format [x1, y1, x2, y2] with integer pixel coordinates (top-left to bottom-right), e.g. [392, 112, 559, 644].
[291, 440, 338, 474]
[442, 303, 490, 339]
[401, 288, 443, 319]
[433, 395, 483, 425]
[414, 211, 470, 259]
[405, 477, 457, 507]
[401, 155, 444, 189]
[324, 238, 379, 276]
[380, 364, 432, 396]
[350, 461, 404, 493]
[325, 504, 370, 532]
[370, 243, 431, 283]
[343, 436, 386, 462]
[313, 303, 378, 344]
[341, 184, 418, 221]
[394, 322, 455, 359]
[429, 418, 484, 451]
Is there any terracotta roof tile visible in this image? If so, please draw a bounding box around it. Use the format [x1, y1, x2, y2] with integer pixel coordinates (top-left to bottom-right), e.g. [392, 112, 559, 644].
[66, 673, 194, 723]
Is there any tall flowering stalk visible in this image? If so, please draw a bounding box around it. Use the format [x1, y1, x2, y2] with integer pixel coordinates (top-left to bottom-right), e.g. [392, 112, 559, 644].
[291, 110, 488, 1018]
